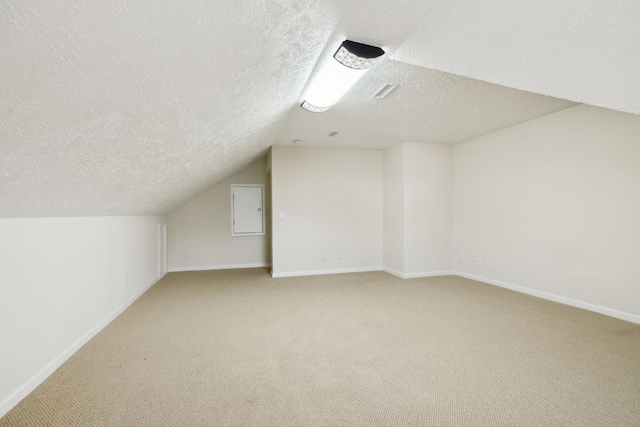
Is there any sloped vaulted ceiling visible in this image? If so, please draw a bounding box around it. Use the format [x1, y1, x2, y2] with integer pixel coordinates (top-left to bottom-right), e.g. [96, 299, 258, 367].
[0, 1, 336, 216]
[1, 0, 638, 217]
[392, 0, 640, 115]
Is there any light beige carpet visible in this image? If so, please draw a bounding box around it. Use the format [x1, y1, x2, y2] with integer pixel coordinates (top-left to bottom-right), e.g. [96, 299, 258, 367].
[2, 269, 639, 426]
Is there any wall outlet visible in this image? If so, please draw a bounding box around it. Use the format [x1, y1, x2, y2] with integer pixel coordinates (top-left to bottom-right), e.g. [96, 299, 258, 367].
[321, 253, 326, 261]
[337, 251, 341, 260]
[123, 275, 128, 287]
[459, 252, 464, 260]
[186, 251, 191, 258]
[476, 257, 482, 265]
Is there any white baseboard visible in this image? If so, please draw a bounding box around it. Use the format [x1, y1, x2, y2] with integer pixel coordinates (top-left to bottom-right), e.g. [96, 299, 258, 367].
[455, 271, 640, 325]
[0, 273, 166, 419]
[405, 271, 454, 279]
[382, 267, 405, 278]
[383, 268, 454, 279]
[271, 266, 383, 278]
[168, 263, 268, 272]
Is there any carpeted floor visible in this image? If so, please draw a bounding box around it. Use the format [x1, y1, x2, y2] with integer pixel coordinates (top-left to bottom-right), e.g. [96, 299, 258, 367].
[2, 269, 639, 426]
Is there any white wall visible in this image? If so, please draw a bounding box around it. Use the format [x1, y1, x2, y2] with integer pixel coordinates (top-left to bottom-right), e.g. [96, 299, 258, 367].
[404, 142, 454, 275]
[454, 104, 640, 322]
[167, 157, 267, 271]
[382, 143, 405, 274]
[0, 215, 166, 417]
[382, 142, 454, 278]
[271, 145, 383, 277]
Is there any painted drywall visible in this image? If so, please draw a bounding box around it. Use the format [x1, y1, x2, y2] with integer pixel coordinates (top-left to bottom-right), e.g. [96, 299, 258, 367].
[0, 1, 338, 217]
[404, 142, 454, 275]
[0, 215, 165, 417]
[392, 0, 640, 115]
[382, 142, 454, 277]
[382, 143, 405, 274]
[454, 104, 640, 322]
[279, 59, 574, 149]
[167, 157, 267, 271]
[271, 145, 383, 277]
[3, 0, 590, 219]
[4, 1, 636, 219]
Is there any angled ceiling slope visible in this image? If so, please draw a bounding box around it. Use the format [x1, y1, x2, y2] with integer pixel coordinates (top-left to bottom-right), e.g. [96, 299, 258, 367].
[277, 59, 575, 149]
[1, 0, 637, 217]
[0, 1, 336, 217]
[392, 0, 640, 115]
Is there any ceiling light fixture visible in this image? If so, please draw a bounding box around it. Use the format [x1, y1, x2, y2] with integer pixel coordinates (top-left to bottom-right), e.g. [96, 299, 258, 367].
[301, 40, 385, 113]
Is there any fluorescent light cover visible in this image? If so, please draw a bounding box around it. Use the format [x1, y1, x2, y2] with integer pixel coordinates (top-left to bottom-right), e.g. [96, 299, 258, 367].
[303, 59, 369, 109]
[334, 46, 380, 69]
[301, 101, 330, 113]
[301, 40, 385, 112]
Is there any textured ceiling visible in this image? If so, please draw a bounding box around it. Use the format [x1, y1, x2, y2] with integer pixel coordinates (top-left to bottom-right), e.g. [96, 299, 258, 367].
[0, 0, 336, 216]
[392, 0, 640, 115]
[0, 0, 636, 217]
[277, 59, 574, 149]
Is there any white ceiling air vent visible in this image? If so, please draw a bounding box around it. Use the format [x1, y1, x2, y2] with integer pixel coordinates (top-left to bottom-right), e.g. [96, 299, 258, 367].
[327, 131, 339, 137]
[371, 84, 398, 99]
